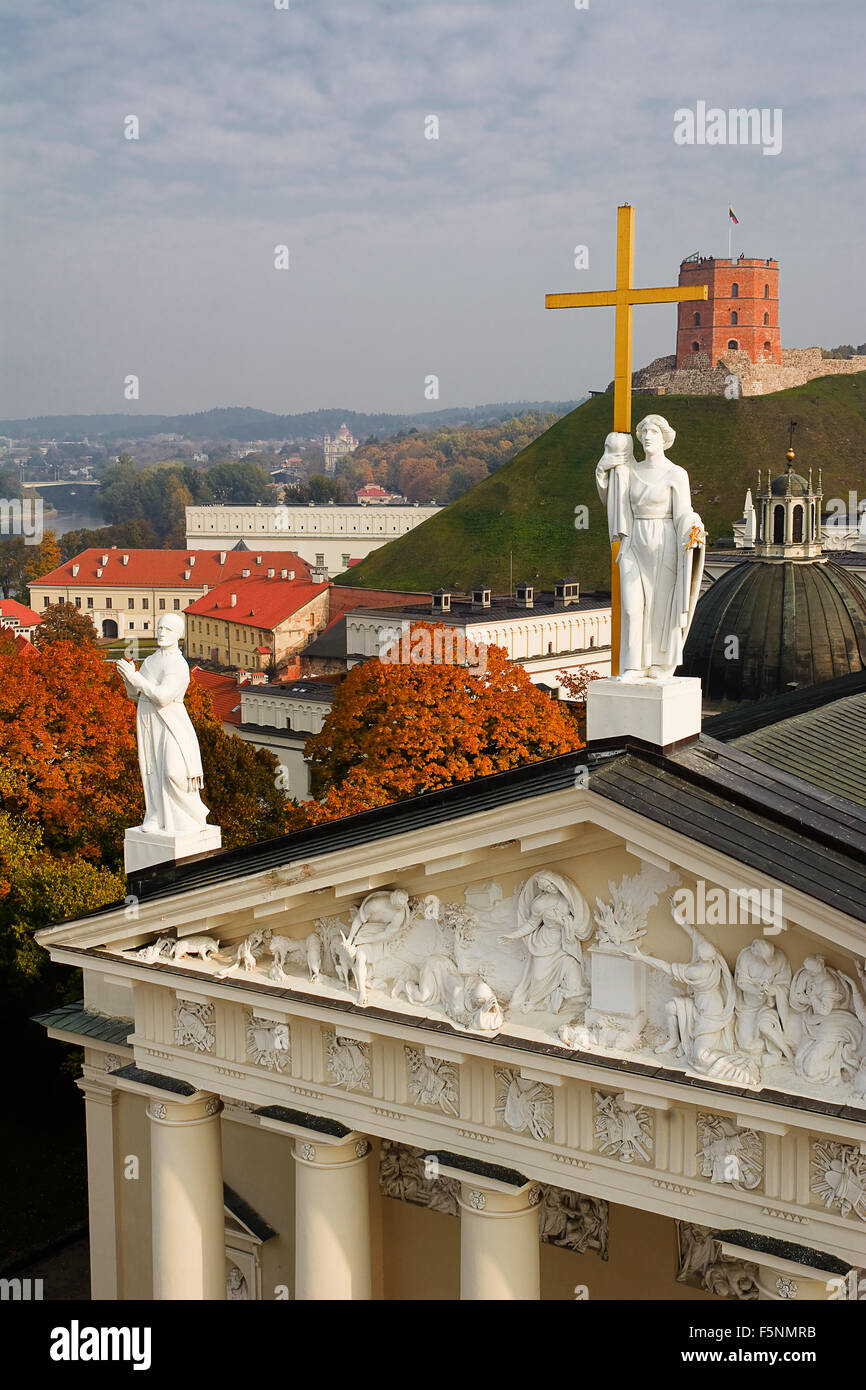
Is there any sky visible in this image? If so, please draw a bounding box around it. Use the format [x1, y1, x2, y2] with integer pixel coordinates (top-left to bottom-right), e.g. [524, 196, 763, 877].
[1, 0, 863, 419]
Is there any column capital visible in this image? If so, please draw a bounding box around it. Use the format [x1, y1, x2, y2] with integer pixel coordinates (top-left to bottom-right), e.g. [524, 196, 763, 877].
[458, 1180, 543, 1218]
[717, 1235, 853, 1301]
[147, 1093, 223, 1125]
[293, 1133, 371, 1169]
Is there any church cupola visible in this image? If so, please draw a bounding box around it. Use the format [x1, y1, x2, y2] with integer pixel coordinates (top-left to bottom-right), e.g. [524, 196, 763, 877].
[755, 441, 823, 559]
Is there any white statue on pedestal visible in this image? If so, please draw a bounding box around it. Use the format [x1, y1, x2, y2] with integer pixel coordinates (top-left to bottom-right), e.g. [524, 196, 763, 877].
[596, 415, 706, 680]
[117, 614, 212, 835]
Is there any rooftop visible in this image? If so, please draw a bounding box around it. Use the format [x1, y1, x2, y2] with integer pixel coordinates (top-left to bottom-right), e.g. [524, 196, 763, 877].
[32, 547, 313, 590]
[186, 577, 329, 629]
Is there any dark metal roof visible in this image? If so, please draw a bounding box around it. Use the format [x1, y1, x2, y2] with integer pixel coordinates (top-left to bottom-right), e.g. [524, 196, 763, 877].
[713, 1229, 851, 1275]
[350, 593, 611, 624]
[301, 616, 348, 660]
[31, 1000, 132, 1046]
[125, 750, 590, 906]
[223, 1183, 276, 1242]
[254, 1105, 351, 1138]
[590, 737, 866, 923]
[251, 680, 336, 702]
[704, 666, 866, 741]
[422, 1150, 528, 1188]
[730, 692, 866, 809]
[680, 558, 866, 701]
[110, 1064, 196, 1095]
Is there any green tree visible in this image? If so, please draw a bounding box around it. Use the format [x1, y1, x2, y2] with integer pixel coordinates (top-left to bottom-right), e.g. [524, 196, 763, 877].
[206, 460, 274, 505]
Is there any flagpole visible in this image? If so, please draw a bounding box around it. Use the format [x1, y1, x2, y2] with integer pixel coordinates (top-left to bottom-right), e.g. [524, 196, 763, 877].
[728, 203, 732, 260]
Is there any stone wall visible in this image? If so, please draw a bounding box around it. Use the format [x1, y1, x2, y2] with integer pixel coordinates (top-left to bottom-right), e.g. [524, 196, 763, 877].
[627, 348, 866, 399]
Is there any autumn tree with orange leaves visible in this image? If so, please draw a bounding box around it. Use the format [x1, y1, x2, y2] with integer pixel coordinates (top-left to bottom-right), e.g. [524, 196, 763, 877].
[292, 626, 583, 826]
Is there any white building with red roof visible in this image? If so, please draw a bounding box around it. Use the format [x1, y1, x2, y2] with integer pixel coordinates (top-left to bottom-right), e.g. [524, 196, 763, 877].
[28, 547, 310, 643]
[0, 597, 43, 641]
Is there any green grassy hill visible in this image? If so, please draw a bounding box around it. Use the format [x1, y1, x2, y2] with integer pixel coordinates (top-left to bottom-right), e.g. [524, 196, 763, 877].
[338, 373, 866, 593]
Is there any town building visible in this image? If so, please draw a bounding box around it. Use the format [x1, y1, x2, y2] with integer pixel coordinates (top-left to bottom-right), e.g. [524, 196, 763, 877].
[29, 548, 311, 642]
[323, 422, 358, 474]
[184, 503, 442, 575]
[236, 678, 338, 800]
[355, 484, 404, 505]
[184, 575, 330, 672]
[0, 597, 43, 641]
[301, 582, 612, 689]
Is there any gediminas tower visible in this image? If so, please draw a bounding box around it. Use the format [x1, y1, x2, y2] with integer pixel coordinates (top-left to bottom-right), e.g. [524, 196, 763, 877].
[675, 254, 781, 367]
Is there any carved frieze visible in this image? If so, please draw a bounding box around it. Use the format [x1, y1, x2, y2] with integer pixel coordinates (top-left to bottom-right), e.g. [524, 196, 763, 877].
[405, 1047, 458, 1116]
[495, 1067, 553, 1141]
[697, 1113, 763, 1191]
[378, 1141, 459, 1215]
[593, 1090, 653, 1163]
[324, 1032, 371, 1092]
[539, 1187, 609, 1258]
[246, 1014, 291, 1072]
[811, 1140, 866, 1221]
[676, 1221, 759, 1300]
[174, 998, 215, 1053]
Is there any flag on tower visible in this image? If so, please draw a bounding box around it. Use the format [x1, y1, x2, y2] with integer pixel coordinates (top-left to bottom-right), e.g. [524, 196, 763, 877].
[729, 206, 739, 224]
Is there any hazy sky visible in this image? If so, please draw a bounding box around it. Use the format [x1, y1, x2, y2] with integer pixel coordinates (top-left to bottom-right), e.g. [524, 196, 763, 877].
[2, 0, 863, 419]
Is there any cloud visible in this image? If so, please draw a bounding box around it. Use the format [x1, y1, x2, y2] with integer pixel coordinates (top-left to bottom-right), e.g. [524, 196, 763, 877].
[0, 0, 863, 415]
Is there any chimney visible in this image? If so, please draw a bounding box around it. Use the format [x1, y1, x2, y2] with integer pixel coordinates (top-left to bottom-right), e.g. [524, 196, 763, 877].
[202, 583, 209, 593]
[96, 567, 103, 578]
[515, 582, 534, 609]
[184, 569, 191, 580]
[71, 564, 79, 578]
[101, 554, 108, 565]
[242, 568, 250, 578]
[280, 569, 288, 580]
[229, 593, 237, 607]
[255, 555, 262, 564]
[431, 588, 451, 614]
[554, 577, 579, 609]
[188, 555, 195, 566]
[121, 554, 129, 566]
[219, 551, 227, 564]
[267, 568, 275, 579]
[472, 584, 491, 610]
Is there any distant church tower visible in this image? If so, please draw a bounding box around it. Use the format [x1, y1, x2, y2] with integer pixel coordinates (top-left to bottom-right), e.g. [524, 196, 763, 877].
[676, 254, 781, 368]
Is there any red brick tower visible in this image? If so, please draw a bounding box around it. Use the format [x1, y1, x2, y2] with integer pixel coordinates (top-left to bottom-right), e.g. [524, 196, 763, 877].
[675, 255, 780, 368]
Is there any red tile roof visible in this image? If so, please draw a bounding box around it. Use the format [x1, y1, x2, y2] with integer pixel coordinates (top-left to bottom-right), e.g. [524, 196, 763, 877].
[0, 598, 43, 626]
[190, 667, 245, 725]
[31, 548, 312, 590]
[185, 576, 329, 630]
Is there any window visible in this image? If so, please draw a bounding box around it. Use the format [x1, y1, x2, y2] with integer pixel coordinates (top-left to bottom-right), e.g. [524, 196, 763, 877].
[144, 622, 149, 631]
[128, 622, 134, 631]
[173, 598, 180, 610]
[43, 595, 50, 607]
[75, 597, 81, 608]
[316, 553, 325, 567]
[763, 312, 770, 325]
[128, 597, 135, 609]
[692, 341, 700, 352]
[730, 311, 738, 325]
[142, 598, 149, 610]
[764, 340, 772, 352]
[693, 312, 701, 326]
[731, 282, 739, 298]
[342, 553, 350, 567]
[792, 505, 804, 543]
[728, 339, 739, 350]
[159, 598, 166, 611]
[764, 284, 770, 297]
[773, 505, 784, 544]
[87, 597, 94, 608]
[547, 641, 554, 655]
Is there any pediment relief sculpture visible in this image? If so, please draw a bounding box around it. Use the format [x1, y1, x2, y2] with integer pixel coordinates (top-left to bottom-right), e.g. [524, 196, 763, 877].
[118, 865, 866, 1107]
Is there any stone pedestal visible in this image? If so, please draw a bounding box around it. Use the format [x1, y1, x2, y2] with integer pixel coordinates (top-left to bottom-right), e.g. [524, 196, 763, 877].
[124, 824, 222, 875]
[587, 676, 701, 748]
[586, 944, 647, 1033]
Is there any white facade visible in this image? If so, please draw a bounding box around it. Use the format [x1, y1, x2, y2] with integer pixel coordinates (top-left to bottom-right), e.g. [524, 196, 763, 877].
[185, 504, 442, 575]
[345, 606, 612, 686]
[235, 686, 332, 801]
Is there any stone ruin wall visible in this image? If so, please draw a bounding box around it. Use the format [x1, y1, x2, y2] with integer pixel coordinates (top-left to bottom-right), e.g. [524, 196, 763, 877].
[628, 348, 866, 399]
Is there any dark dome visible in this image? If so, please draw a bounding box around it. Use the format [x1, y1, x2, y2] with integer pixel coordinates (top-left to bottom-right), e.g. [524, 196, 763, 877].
[770, 471, 809, 495]
[680, 559, 866, 702]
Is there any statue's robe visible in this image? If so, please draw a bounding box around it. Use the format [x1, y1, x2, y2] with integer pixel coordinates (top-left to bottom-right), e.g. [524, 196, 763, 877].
[126, 647, 210, 834]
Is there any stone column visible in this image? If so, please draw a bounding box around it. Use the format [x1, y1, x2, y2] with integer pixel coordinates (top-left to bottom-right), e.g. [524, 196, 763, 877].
[77, 1074, 120, 1299]
[148, 1092, 225, 1300]
[293, 1134, 372, 1300]
[458, 1180, 542, 1300]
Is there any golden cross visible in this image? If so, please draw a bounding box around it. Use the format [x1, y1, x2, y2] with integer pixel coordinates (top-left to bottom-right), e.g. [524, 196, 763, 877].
[545, 203, 707, 670]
